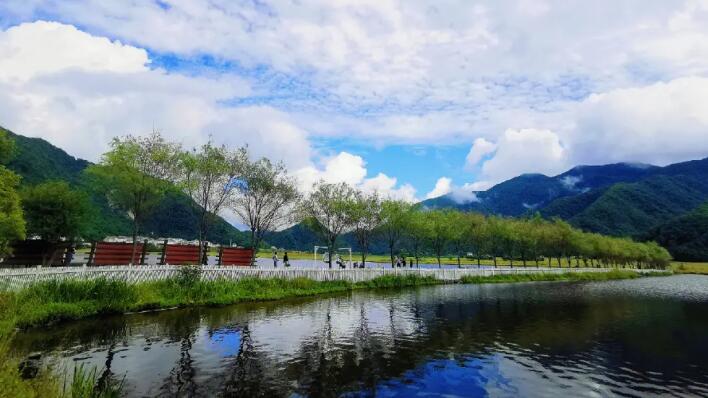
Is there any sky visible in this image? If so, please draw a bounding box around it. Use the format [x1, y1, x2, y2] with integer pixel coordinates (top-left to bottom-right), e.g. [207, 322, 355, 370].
[1, 0, 708, 205]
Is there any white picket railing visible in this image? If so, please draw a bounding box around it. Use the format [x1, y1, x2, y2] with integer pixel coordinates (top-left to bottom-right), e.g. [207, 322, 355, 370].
[0, 265, 668, 291]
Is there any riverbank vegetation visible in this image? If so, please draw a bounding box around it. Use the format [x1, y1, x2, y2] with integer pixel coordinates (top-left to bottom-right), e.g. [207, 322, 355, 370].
[671, 261, 708, 275]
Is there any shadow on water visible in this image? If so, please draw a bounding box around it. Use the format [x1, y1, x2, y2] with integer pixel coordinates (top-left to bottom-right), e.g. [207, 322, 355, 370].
[11, 275, 708, 397]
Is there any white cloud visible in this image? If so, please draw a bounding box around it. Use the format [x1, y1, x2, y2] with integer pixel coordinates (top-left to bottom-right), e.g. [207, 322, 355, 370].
[294, 151, 417, 202]
[465, 138, 497, 169]
[425, 177, 452, 199]
[466, 128, 568, 187]
[360, 173, 417, 203]
[568, 76, 708, 166]
[0, 21, 148, 82]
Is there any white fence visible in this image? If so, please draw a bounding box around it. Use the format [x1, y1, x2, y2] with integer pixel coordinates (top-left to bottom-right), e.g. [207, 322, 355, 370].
[0, 265, 666, 291]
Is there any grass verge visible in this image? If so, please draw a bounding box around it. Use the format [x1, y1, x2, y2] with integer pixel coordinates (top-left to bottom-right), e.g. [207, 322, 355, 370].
[0, 270, 665, 396]
[671, 262, 708, 275]
[460, 269, 670, 284]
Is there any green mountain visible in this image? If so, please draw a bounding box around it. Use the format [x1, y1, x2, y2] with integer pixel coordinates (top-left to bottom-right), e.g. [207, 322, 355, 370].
[422, 163, 657, 216]
[2, 126, 247, 244]
[644, 202, 708, 261]
[542, 158, 708, 237]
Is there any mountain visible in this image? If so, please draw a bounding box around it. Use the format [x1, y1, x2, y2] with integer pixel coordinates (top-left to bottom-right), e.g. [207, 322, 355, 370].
[542, 159, 708, 237]
[422, 157, 708, 238]
[422, 162, 657, 217]
[644, 202, 708, 261]
[2, 126, 247, 244]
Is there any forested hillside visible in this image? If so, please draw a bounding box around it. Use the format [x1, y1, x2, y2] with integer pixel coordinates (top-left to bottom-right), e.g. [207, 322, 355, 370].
[645, 202, 708, 262]
[2, 127, 247, 244]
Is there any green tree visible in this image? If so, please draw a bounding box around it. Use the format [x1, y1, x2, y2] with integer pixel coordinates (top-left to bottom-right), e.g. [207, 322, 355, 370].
[231, 156, 299, 264]
[0, 130, 24, 257]
[299, 182, 356, 269]
[378, 200, 413, 267]
[179, 140, 246, 261]
[406, 208, 429, 267]
[466, 212, 487, 267]
[87, 131, 181, 262]
[425, 209, 455, 268]
[0, 167, 25, 256]
[349, 191, 382, 267]
[21, 181, 93, 264]
[448, 211, 472, 268]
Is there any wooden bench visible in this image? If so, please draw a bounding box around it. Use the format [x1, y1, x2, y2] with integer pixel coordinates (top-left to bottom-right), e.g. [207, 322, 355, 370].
[88, 241, 146, 266]
[160, 243, 206, 265]
[217, 247, 254, 266]
[0, 240, 68, 267]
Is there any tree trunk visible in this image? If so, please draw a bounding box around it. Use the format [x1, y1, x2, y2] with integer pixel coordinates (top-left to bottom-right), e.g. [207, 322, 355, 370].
[457, 254, 461, 269]
[250, 229, 259, 266]
[131, 221, 139, 266]
[389, 245, 395, 268]
[477, 255, 481, 268]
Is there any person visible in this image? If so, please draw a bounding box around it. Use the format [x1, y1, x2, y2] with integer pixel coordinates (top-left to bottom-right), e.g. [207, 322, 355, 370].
[394, 256, 401, 268]
[272, 251, 279, 268]
[283, 252, 290, 267]
[336, 254, 344, 269]
[402, 257, 407, 267]
[64, 246, 75, 266]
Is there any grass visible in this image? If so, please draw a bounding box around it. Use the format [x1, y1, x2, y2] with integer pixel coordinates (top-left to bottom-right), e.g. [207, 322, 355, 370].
[0, 269, 667, 396]
[671, 261, 708, 275]
[459, 269, 668, 284]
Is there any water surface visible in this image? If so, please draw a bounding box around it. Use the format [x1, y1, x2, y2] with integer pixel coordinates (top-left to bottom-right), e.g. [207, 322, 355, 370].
[13, 275, 708, 397]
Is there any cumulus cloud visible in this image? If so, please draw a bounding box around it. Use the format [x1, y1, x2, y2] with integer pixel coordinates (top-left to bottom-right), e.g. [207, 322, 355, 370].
[468, 128, 568, 187]
[294, 151, 418, 202]
[0, 21, 148, 82]
[568, 76, 708, 166]
[465, 138, 497, 169]
[425, 177, 452, 199]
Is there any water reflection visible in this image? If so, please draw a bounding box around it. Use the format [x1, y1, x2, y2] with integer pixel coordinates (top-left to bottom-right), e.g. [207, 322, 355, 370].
[12, 275, 708, 397]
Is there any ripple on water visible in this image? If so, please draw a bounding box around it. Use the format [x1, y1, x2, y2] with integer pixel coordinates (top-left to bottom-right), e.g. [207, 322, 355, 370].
[10, 275, 708, 397]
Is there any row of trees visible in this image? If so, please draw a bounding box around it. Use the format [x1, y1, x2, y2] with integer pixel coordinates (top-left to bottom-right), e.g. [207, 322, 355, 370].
[299, 183, 672, 269]
[0, 129, 671, 269]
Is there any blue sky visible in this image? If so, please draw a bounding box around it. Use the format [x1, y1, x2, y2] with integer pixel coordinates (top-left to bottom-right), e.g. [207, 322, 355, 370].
[0, 0, 707, 205]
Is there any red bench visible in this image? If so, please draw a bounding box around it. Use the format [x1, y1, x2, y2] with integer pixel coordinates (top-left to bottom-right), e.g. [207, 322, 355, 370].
[160, 243, 206, 265]
[88, 242, 146, 266]
[218, 247, 254, 266]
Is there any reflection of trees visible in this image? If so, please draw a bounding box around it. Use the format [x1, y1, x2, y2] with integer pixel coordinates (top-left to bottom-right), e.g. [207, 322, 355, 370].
[13, 283, 708, 397]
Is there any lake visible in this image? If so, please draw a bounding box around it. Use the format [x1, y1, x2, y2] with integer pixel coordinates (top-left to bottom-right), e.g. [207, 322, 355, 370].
[12, 275, 708, 397]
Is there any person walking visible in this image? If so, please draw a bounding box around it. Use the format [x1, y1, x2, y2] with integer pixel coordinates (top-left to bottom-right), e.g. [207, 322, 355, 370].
[64, 246, 75, 266]
[272, 251, 279, 268]
[283, 252, 290, 267]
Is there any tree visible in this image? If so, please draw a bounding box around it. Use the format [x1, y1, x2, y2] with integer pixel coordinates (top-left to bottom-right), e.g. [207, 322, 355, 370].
[349, 191, 382, 267]
[0, 167, 25, 256]
[0, 130, 24, 257]
[448, 211, 472, 268]
[406, 208, 429, 267]
[21, 181, 93, 265]
[465, 212, 487, 267]
[378, 200, 412, 267]
[231, 156, 299, 264]
[179, 140, 247, 262]
[482, 216, 507, 268]
[87, 131, 181, 263]
[299, 182, 356, 269]
[425, 209, 455, 268]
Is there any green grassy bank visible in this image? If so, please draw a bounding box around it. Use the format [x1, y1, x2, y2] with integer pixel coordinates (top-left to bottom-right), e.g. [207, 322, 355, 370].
[671, 261, 708, 275]
[0, 270, 666, 397]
